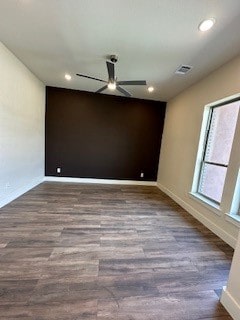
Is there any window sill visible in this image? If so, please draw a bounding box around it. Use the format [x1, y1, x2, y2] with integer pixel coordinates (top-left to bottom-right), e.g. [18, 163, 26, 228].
[189, 192, 221, 216]
[224, 213, 240, 228]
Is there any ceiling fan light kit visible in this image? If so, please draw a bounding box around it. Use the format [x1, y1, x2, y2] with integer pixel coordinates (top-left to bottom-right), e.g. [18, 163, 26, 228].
[76, 55, 147, 97]
[107, 82, 116, 90]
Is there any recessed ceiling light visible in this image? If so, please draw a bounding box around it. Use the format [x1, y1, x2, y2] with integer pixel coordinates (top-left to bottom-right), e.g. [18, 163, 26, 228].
[108, 82, 116, 90]
[65, 74, 72, 81]
[148, 86, 154, 93]
[199, 18, 215, 32]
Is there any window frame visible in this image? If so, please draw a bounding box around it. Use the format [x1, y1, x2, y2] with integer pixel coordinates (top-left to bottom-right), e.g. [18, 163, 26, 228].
[230, 169, 240, 216]
[191, 94, 240, 211]
[197, 103, 231, 205]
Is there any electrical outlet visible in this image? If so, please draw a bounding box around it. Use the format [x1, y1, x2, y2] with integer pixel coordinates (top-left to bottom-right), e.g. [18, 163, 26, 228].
[57, 167, 61, 173]
[140, 172, 144, 178]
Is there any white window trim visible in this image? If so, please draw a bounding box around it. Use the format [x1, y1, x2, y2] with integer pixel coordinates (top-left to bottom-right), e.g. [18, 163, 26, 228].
[191, 93, 240, 214]
[224, 213, 240, 227]
[228, 168, 240, 217]
[189, 192, 221, 216]
[191, 104, 210, 193]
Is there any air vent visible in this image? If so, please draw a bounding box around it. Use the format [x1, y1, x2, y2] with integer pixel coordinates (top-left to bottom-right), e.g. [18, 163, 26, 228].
[175, 65, 193, 75]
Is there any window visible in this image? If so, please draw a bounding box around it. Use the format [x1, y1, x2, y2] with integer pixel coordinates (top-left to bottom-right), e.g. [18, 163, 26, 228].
[193, 98, 240, 205]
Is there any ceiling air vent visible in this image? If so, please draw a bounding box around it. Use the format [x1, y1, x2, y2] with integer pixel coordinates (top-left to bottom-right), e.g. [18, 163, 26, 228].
[175, 65, 193, 75]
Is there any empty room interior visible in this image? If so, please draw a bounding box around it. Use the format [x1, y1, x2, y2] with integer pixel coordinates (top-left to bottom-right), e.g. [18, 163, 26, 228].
[1, 1, 240, 319]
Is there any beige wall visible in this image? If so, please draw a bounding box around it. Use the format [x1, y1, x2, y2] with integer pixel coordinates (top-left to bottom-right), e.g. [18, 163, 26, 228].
[157, 54, 240, 247]
[221, 231, 240, 319]
[0, 41, 45, 207]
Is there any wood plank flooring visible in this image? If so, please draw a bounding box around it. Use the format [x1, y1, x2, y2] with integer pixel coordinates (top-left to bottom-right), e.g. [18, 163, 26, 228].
[0, 182, 233, 319]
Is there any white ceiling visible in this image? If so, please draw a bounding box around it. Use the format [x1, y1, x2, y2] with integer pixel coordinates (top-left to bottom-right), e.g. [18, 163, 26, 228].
[0, 0, 240, 101]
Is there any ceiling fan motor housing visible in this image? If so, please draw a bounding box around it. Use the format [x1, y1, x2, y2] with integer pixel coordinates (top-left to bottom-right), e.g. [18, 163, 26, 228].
[110, 55, 118, 63]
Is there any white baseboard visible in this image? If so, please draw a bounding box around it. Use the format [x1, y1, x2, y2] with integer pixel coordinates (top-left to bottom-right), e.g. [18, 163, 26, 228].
[221, 287, 240, 320]
[0, 177, 44, 208]
[44, 176, 157, 186]
[157, 183, 237, 248]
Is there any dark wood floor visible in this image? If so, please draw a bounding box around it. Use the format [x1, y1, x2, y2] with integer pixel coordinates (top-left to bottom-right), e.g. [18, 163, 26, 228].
[0, 182, 233, 319]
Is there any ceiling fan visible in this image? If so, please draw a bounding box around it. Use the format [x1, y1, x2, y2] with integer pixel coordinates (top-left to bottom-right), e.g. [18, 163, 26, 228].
[76, 55, 147, 97]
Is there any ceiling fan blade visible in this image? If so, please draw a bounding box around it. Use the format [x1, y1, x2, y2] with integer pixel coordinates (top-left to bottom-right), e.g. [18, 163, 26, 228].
[76, 74, 107, 83]
[116, 86, 132, 97]
[106, 61, 115, 81]
[96, 85, 108, 93]
[117, 80, 147, 86]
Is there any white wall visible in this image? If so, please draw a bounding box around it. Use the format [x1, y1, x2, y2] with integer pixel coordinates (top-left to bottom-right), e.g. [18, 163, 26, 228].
[0, 41, 45, 207]
[221, 231, 240, 319]
[157, 55, 240, 247]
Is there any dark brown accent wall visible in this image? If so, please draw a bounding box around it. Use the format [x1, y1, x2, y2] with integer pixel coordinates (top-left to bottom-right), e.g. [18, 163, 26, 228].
[45, 87, 166, 181]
